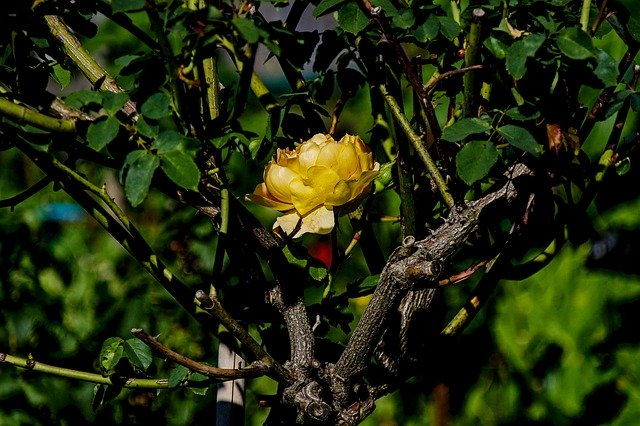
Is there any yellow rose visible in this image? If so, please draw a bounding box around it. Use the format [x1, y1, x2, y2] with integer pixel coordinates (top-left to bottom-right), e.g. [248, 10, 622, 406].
[246, 133, 380, 237]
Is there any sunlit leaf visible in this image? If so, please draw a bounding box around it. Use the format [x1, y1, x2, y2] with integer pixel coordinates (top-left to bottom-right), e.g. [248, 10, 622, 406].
[556, 27, 595, 60]
[442, 118, 492, 142]
[337, 2, 369, 35]
[124, 339, 153, 371]
[168, 365, 190, 388]
[99, 337, 124, 375]
[232, 17, 260, 44]
[456, 140, 499, 185]
[313, 0, 347, 17]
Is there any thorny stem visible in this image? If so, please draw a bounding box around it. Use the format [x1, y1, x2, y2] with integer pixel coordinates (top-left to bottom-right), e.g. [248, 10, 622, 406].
[463, 9, 485, 118]
[581, 0, 592, 32]
[13, 136, 289, 383]
[379, 84, 455, 209]
[0, 353, 181, 389]
[43, 15, 137, 118]
[0, 97, 76, 133]
[360, 0, 442, 141]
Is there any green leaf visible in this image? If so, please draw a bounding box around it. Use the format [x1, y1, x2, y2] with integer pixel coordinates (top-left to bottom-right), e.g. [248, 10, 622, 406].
[154, 130, 184, 153]
[124, 150, 160, 207]
[51, 64, 71, 90]
[232, 17, 260, 44]
[111, 0, 146, 13]
[601, 90, 634, 119]
[309, 265, 328, 281]
[102, 92, 129, 115]
[437, 16, 460, 39]
[413, 14, 439, 42]
[168, 364, 190, 388]
[484, 36, 509, 59]
[141, 92, 171, 120]
[556, 27, 595, 60]
[124, 339, 153, 371]
[337, 2, 369, 35]
[497, 125, 541, 156]
[87, 116, 120, 151]
[135, 116, 159, 139]
[160, 151, 200, 190]
[592, 49, 618, 87]
[456, 141, 499, 185]
[99, 337, 124, 375]
[506, 33, 546, 79]
[392, 9, 415, 30]
[442, 118, 492, 142]
[313, 0, 347, 17]
[64, 90, 102, 109]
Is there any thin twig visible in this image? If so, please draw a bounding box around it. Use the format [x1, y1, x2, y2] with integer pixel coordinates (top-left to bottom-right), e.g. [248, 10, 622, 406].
[132, 328, 268, 380]
[0, 177, 51, 209]
[424, 65, 483, 94]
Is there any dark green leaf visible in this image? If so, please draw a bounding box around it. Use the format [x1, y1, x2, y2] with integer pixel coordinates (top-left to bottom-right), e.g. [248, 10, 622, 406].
[456, 141, 499, 185]
[232, 17, 260, 44]
[154, 130, 183, 153]
[313, 0, 347, 17]
[556, 27, 595, 60]
[111, 0, 146, 13]
[124, 339, 153, 371]
[413, 15, 439, 42]
[392, 9, 415, 29]
[592, 49, 618, 87]
[135, 116, 159, 139]
[64, 90, 102, 109]
[347, 274, 380, 297]
[437, 16, 460, 39]
[99, 337, 124, 375]
[87, 116, 120, 151]
[506, 33, 546, 79]
[160, 151, 200, 190]
[168, 364, 190, 388]
[102, 92, 129, 115]
[141, 92, 171, 120]
[601, 90, 634, 119]
[442, 118, 492, 142]
[497, 125, 541, 156]
[124, 150, 160, 207]
[337, 2, 369, 35]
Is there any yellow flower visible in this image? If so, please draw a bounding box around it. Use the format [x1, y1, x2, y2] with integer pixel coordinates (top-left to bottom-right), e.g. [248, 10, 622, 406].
[246, 133, 380, 237]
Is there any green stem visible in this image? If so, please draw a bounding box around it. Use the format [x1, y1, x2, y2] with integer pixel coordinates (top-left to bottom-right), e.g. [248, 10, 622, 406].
[220, 37, 279, 113]
[463, 9, 485, 118]
[43, 15, 137, 117]
[580, 0, 592, 32]
[0, 97, 76, 133]
[379, 84, 455, 209]
[1, 353, 173, 388]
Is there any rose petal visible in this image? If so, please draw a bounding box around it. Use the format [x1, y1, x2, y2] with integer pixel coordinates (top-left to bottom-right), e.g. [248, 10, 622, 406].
[275, 206, 335, 238]
[325, 180, 353, 206]
[289, 166, 341, 215]
[245, 183, 294, 211]
[264, 163, 298, 203]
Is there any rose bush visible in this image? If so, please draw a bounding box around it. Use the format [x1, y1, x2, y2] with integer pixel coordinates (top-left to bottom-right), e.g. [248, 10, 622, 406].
[246, 133, 380, 237]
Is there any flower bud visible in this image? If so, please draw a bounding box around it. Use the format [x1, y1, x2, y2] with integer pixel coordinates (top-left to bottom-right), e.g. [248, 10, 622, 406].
[246, 133, 380, 237]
